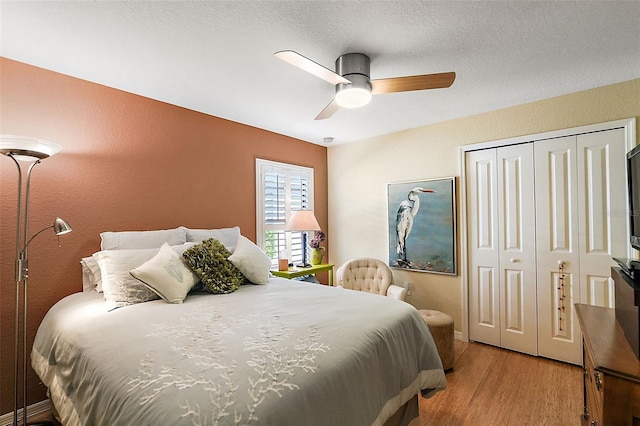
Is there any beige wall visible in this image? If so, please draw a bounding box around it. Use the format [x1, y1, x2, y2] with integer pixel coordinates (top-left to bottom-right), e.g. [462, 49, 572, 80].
[327, 78, 640, 334]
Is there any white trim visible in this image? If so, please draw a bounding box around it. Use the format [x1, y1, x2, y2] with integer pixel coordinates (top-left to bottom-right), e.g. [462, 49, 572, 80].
[0, 399, 52, 426]
[458, 118, 636, 342]
[458, 150, 470, 344]
[255, 158, 315, 262]
[460, 117, 636, 152]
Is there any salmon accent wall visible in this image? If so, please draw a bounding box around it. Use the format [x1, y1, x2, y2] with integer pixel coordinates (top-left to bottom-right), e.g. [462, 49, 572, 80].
[0, 57, 328, 415]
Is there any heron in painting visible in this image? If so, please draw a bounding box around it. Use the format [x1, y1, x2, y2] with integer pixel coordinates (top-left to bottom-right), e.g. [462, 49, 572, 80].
[396, 187, 435, 265]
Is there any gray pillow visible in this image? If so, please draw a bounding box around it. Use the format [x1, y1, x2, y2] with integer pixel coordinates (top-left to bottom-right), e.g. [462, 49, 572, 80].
[185, 226, 241, 252]
[100, 227, 187, 250]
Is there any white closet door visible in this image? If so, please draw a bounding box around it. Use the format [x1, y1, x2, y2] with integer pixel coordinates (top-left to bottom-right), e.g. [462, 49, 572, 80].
[577, 128, 628, 308]
[465, 121, 633, 364]
[467, 149, 500, 346]
[497, 144, 538, 355]
[535, 130, 628, 364]
[535, 136, 582, 364]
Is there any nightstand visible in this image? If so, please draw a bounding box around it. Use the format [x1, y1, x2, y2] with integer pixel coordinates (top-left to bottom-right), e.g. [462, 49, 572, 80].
[271, 263, 334, 286]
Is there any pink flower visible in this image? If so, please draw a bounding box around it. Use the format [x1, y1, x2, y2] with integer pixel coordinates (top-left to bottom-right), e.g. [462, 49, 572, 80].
[309, 231, 325, 248]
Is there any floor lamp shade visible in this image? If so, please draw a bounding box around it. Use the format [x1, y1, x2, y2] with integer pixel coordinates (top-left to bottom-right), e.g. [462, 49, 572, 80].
[1, 134, 70, 426]
[0, 134, 62, 161]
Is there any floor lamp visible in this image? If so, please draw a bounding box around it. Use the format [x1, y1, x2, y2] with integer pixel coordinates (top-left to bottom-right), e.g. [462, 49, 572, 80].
[285, 210, 320, 267]
[1, 135, 72, 426]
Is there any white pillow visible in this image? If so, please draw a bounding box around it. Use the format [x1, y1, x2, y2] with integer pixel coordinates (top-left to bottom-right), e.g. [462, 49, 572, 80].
[100, 227, 187, 250]
[228, 235, 272, 285]
[130, 243, 198, 303]
[186, 226, 240, 252]
[95, 248, 161, 310]
[89, 243, 195, 295]
[81, 256, 102, 292]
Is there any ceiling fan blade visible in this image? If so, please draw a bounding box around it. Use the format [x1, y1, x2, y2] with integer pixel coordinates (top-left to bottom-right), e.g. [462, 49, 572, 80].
[275, 50, 351, 85]
[371, 72, 456, 95]
[315, 99, 340, 120]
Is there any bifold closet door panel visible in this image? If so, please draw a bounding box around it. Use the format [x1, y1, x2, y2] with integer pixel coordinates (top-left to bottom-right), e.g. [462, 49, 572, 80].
[534, 129, 629, 365]
[497, 144, 538, 355]
[577, 128, 627, 308]
[466, 122, 632, 364]
[467, 149, 500, 346]
[534, 136, 582, 365]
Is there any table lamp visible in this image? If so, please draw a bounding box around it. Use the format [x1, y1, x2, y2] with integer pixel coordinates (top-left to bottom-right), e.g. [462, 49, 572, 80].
[285, 210, 320, 267]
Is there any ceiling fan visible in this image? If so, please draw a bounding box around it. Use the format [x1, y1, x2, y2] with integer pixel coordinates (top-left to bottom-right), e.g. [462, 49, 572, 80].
[274, 50, 456, 120]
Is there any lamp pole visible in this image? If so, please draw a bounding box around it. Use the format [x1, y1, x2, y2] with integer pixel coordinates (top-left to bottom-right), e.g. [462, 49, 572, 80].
[7, 154, 40, 426]
[1, 135, 69, 426]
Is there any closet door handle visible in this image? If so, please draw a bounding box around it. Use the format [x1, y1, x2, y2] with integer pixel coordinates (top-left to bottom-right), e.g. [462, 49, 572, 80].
[510, 258, 520, 263]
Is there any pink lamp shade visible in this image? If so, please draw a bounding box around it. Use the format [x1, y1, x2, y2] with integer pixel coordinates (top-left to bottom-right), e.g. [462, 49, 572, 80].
[286, 210, 320, 232]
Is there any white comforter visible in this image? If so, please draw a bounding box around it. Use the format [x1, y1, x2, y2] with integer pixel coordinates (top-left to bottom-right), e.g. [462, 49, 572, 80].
[32, 278, 446, 426]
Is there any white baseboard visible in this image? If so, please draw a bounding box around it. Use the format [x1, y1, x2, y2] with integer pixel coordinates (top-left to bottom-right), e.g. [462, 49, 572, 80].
[0, 399, 52, 426]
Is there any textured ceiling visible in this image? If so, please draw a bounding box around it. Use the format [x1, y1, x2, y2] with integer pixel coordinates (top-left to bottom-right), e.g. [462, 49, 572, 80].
[1, 1, 639, 146]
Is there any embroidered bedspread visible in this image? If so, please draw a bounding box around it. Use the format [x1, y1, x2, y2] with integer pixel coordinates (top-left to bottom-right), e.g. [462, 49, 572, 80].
[32, 278, 446, 426]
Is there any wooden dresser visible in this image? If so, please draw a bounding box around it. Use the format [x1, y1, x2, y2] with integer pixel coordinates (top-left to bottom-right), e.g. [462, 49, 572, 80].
[576, 304, 640, 425]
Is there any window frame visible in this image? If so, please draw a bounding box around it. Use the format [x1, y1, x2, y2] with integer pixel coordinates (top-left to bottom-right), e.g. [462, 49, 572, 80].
[255, 159, 314, 266]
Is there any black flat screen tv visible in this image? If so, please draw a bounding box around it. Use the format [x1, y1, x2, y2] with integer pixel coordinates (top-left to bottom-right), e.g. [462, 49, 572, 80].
[628, 144, 640, 251]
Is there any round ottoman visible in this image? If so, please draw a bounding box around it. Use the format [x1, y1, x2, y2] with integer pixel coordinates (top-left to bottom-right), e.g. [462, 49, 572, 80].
[418, 309, 455, 370]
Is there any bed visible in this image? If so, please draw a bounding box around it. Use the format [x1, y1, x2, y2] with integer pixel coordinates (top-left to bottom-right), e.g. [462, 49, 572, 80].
[31, 227, 446, 425]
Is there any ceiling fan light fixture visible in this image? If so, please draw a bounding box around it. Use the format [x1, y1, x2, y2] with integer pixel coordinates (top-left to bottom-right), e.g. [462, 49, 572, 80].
[275, 50, 455, 120]
[335, 86, 372, 108]
[334, 55, 372, 109]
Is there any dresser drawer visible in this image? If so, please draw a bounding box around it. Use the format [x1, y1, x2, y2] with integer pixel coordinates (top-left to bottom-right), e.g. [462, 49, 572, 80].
[577, 304, 640, 426]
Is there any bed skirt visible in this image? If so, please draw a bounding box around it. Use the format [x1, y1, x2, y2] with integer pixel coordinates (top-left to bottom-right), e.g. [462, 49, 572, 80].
[44, 393, 420, 426]
[384, 395, 419, 426]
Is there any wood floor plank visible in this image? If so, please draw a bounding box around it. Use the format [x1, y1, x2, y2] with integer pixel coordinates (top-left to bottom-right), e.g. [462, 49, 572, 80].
[420, 340, 583, 425]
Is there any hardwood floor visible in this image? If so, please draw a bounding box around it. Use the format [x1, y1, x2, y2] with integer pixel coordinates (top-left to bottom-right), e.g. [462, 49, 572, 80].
[27, 413, 60, 426]
[419, 340, 583, 425]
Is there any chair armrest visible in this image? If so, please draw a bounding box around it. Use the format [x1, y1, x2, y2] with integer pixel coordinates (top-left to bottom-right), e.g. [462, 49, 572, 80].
[386, 284, 407, 301]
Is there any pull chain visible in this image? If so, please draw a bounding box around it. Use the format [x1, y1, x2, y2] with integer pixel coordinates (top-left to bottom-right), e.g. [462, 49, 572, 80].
[557, 261, 566, 331]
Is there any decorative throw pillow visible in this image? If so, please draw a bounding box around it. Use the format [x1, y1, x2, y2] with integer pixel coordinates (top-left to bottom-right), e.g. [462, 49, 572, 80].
[129, 243, 199, 303]
[182, 238, 245, 294]
[228, 235, 271, 285]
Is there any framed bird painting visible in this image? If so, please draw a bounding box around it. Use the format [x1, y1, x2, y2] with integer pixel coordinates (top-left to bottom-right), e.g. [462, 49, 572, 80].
[387, 177, 457, 275]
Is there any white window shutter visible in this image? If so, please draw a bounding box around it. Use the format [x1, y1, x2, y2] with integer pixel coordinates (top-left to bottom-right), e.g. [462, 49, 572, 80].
[256, 159, 314, 266]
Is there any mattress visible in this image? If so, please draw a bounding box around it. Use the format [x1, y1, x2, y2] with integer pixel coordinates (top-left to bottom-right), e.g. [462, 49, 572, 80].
[32, 278, 446, 425]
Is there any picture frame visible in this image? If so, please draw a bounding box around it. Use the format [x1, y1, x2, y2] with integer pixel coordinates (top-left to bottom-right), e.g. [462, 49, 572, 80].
[387, 177, 457, 275]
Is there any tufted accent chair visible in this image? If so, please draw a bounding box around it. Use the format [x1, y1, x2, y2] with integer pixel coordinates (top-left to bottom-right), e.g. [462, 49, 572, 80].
[335, 258, 407, 301]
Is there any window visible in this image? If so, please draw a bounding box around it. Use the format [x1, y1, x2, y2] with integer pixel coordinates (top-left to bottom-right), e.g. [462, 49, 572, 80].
[256, 159, 314, 266]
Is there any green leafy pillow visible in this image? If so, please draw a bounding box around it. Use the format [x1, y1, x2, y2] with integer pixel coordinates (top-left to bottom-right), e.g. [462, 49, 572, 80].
[182, 238, 245, 294]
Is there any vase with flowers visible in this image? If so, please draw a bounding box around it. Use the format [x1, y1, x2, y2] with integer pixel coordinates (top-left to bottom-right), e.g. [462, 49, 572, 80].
[309, 231, 326, 265]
